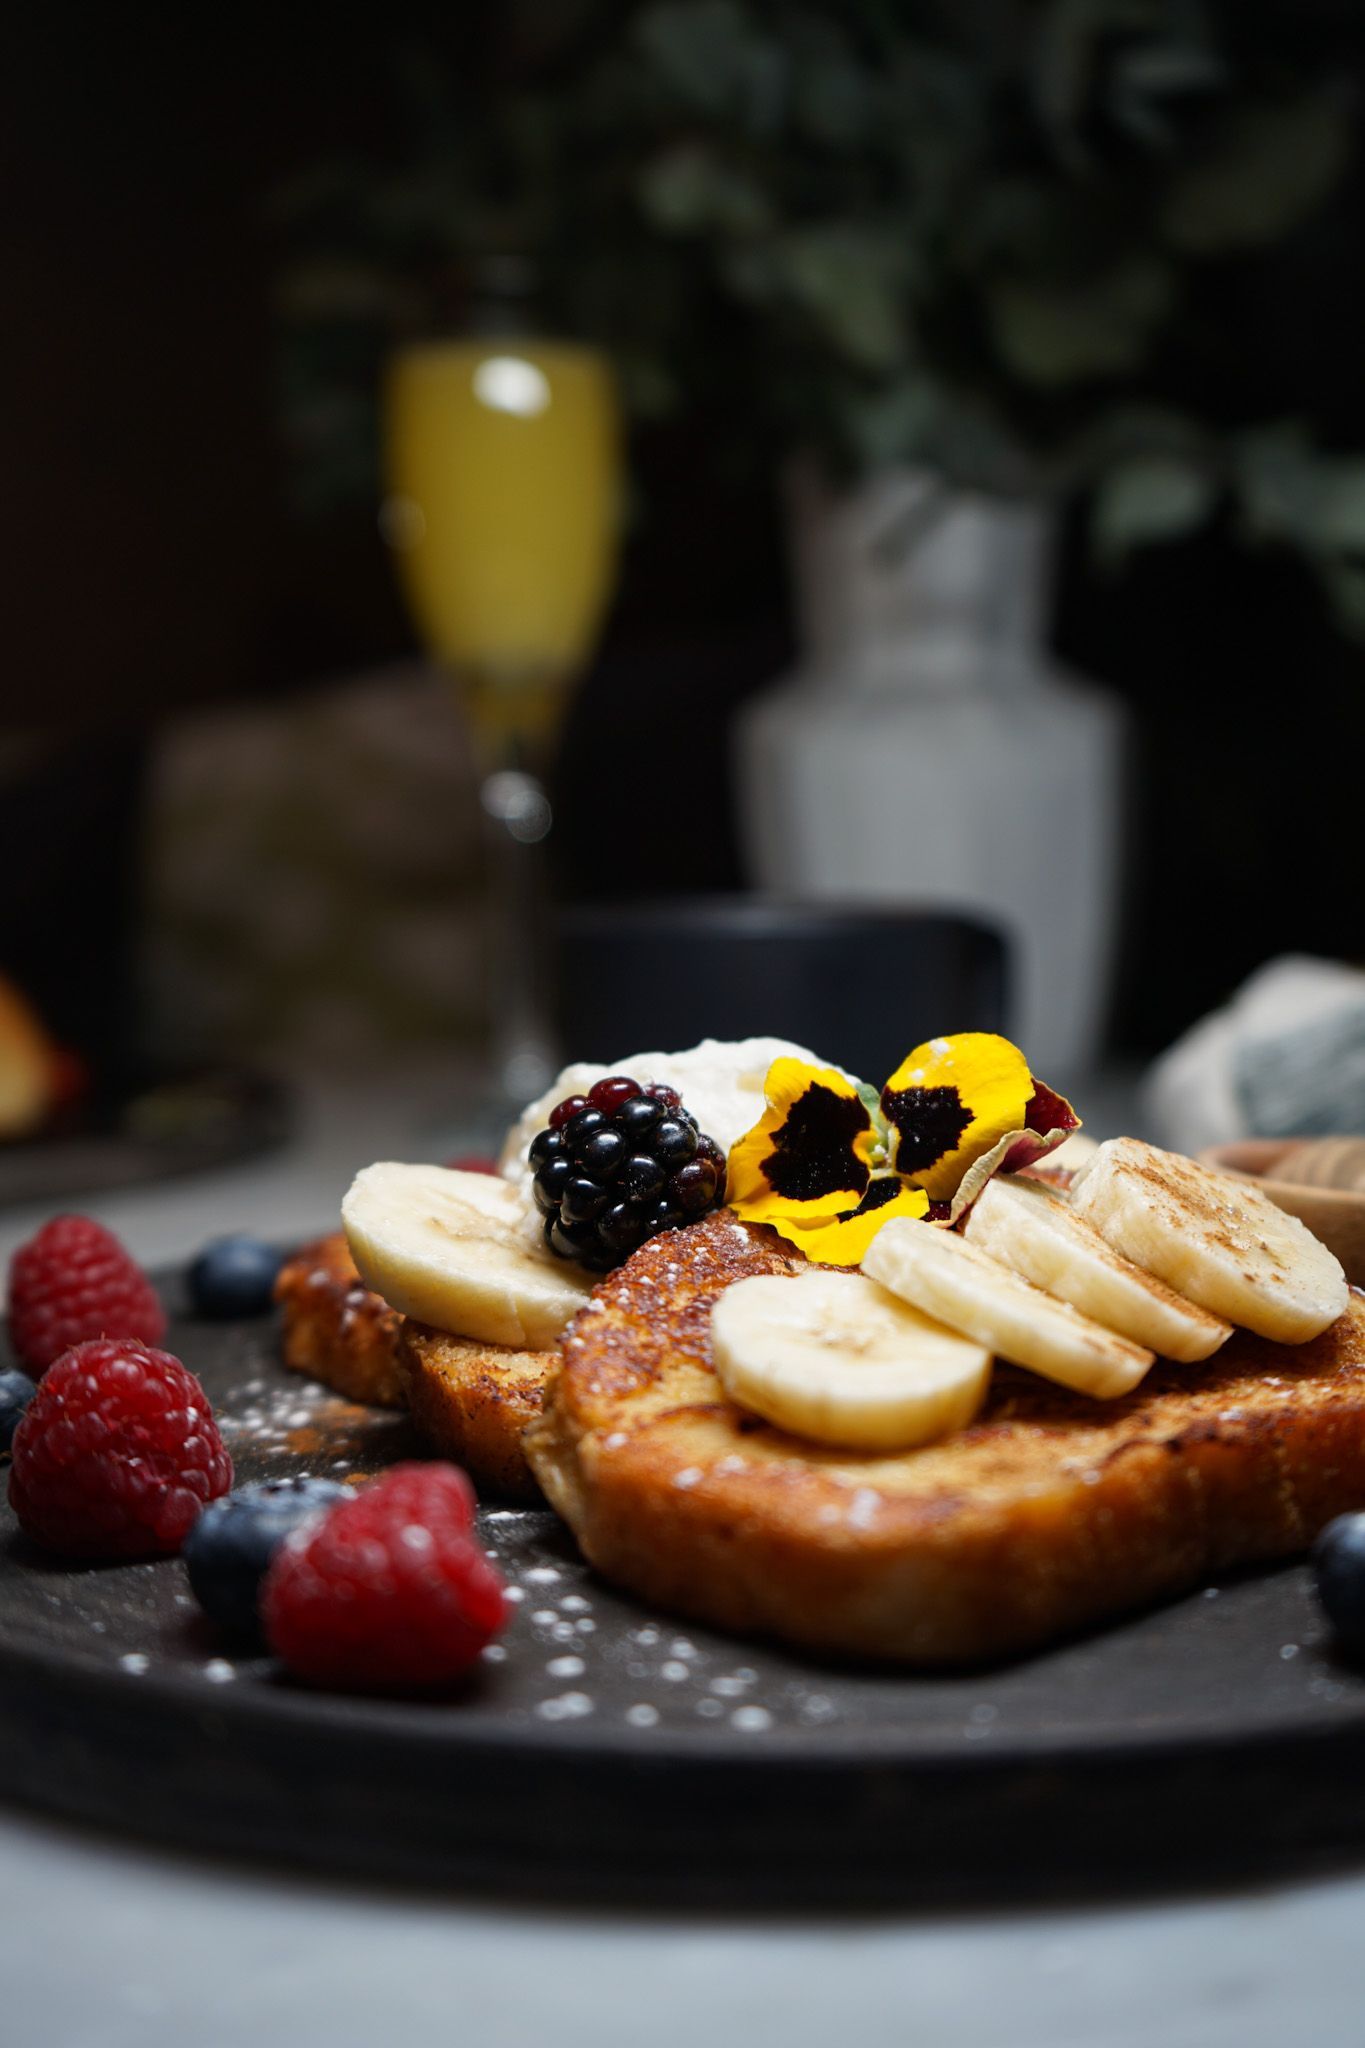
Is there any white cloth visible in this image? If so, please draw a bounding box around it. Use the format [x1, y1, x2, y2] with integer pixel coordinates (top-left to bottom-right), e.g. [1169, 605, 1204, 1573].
[1146, 955, 1365, 1154]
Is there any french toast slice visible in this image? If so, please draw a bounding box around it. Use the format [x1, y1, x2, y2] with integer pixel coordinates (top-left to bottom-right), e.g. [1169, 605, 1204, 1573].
[398, 1321, 555, 1504]
[525, 1210, 1365, 1665]
[275, 1232, 405, 1408]
[275, 1231, 554, 1496]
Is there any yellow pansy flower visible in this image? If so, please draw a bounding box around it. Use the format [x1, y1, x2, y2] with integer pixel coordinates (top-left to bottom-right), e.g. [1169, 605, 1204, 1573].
[881, 1032, 1034, 1202]
[726, 1059, 881, 1227]
[726, 1059, 929, 1263]
[726, 1036, 1079, 1264]
[779, 1175, 931, 1265]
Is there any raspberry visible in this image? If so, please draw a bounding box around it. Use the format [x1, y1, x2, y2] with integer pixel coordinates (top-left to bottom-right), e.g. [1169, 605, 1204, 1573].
[527, 1076, 727, 1272]
[184, 1476, 349, 1639]
[9, 1338, 232, 1558]
[8, 1215, 166, 1373]
[262, 1462, 504, 1691]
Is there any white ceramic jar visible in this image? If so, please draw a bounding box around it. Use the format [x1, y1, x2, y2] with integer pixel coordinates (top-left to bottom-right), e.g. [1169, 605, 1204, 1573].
[735, 466, 1126, 1078]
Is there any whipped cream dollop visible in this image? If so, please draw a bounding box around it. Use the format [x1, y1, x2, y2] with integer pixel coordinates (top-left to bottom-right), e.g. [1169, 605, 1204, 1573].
[500, 1037, 838, 1224]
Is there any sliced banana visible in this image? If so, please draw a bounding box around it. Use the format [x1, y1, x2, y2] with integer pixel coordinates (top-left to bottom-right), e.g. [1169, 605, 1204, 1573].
[1071, 1136, 1348, 1345]
[710, 1268, 991, 1453]
[342, 1162, 592, 1351]
[964, 1173, 1232, 1363]
[864, 1218, 1154, 1399]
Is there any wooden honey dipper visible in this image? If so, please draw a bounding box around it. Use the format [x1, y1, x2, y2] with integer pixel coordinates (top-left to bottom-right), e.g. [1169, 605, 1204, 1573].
[1268, 1139, 1365, 1194]
[1199, 1137, 1365, 1287]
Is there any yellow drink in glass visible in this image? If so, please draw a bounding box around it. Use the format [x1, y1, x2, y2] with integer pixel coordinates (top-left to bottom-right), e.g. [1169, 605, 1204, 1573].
[383, 339, 620, 757]
[381, 334, 622, 1102]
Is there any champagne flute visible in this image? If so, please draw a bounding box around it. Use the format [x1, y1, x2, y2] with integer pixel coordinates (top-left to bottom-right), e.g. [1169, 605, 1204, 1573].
[382, 335, 621, 1107]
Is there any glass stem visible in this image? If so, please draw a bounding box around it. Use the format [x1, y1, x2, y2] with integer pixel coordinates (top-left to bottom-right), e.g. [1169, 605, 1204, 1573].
[479, 762, 558, 1106]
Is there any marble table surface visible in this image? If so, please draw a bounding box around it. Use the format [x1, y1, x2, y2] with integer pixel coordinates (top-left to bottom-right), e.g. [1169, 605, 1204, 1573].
[3, 1061, 1364, 2047]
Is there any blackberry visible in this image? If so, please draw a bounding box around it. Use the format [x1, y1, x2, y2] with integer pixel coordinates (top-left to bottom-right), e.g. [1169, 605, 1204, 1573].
[529, 1076, 726, 1272]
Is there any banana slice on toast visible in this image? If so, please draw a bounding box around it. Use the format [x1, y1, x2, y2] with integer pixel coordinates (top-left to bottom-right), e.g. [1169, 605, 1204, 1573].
[1072, 1137, 1347, 1345]
[712, 1268, 991, 1452]
[964, 1174, 1232, 1363]
[342, 1162, 591, 1351]
[864, 1216, 1154, 1398]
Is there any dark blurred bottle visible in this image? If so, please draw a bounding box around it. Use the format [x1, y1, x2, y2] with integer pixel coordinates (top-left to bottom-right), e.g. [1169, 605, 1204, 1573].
[1, 729, 145, 1104]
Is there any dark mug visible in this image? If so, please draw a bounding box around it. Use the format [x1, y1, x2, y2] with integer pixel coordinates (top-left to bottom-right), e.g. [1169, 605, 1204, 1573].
[556, 898, 1008, 1083]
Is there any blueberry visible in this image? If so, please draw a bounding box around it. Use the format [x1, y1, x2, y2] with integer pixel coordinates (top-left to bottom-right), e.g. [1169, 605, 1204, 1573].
[0, 1368, 37, 1456]
[189, 1236, 284, 1319]
[1314, 1513, 1365, 1658]
[184, 1477, 348, 1639]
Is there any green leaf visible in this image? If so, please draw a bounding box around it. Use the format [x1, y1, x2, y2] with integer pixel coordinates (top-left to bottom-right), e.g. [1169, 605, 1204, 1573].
[716, 239, 777, 303]
[1316, 468, 1365, 556]
[634, 1, 772, 121]
[1162, 93, 1353, 253]
[1238, 428, 1365, 557]
[1106, 39, 1226, 154]
[986, 260, 1173, 386]
[637, 145, 772, 235]
[787, 16, 871, 147]
[917, 395, 1042, 498]
[844, 376, 936, 472]
[855, 1078, 883, 1122]
[1091, 456, 1217, 563]
[777, 226, 909, 372]
[1234, 423, 1321, 544]
[840, 378, 1041, 498]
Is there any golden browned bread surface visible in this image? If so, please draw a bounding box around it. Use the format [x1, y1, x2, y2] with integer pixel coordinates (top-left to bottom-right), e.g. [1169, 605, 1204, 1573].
[275, 1232, 406, 1408]
[524, 1210, 1365, 1665]
[399, 1321, 555, 1503]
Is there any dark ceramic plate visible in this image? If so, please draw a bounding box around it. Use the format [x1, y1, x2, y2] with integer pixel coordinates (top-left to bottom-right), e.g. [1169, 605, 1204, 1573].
[0, 1069, 291, 1207]
[2, 1279, 1365, 1906]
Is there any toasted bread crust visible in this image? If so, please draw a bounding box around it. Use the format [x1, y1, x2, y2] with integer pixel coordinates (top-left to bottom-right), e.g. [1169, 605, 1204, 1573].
[398, 1321, 555, 1503]
[275, 1233, 405, 1408]
[525, 1211, 1365, 1665]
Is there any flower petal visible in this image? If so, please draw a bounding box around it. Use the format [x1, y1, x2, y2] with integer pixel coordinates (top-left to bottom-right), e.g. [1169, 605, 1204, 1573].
[945, 1079, 1082, 1221]
[779, 1176, 930, 1266]
[727, 1059, 877, 1227]
[881, 1033, 1034, 1201]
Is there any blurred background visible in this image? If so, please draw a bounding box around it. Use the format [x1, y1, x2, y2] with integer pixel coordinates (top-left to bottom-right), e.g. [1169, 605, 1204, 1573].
[3, 1, 1364, 1183]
